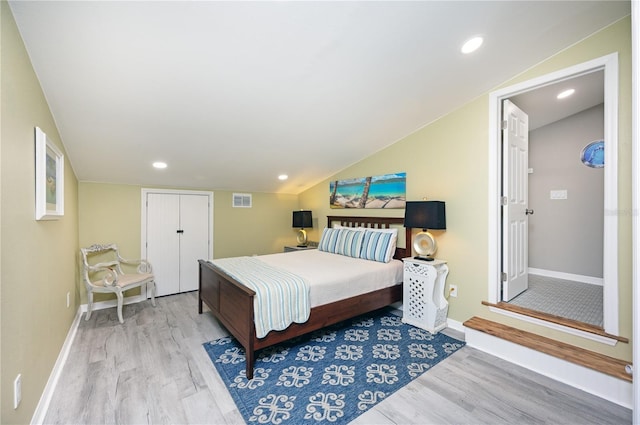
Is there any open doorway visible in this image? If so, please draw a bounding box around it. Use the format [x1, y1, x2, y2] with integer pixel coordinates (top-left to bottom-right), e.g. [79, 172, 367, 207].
[507, 76, 604, 327]
[488, 53, 620, 337]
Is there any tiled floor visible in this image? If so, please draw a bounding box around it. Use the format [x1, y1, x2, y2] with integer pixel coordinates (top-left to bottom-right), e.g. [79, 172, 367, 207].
[509, 274, 603, 327]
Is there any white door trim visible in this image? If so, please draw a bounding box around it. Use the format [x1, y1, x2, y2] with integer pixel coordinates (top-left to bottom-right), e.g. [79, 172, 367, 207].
[488, 53, 619, 335]
[141, 188, 214, 297]
[631, 0, 639, 420]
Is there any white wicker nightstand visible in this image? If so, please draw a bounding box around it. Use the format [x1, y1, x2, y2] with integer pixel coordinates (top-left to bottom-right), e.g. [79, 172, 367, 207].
[402, 257, 449, 333]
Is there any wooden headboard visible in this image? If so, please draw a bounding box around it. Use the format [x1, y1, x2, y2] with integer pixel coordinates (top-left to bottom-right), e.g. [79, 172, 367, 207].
[327, 216, 411, 260]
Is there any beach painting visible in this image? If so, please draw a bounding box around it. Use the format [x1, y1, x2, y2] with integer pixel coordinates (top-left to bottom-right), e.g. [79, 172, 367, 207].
[330, 172, 406, 209]
[35, 126, 64, 220]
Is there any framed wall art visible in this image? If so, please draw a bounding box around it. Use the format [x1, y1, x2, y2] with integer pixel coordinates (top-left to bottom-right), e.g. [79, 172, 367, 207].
[329, 172, 406, 209]
[35, 127, 64, 220]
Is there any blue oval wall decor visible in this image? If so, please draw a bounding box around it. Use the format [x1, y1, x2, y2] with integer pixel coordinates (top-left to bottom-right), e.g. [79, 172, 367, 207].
[581, 140, 604, 168]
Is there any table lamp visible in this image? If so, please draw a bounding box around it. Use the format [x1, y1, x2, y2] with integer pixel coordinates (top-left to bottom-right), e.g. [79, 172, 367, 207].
[292, 210, 312, 247]
[403, 201, 446, 261]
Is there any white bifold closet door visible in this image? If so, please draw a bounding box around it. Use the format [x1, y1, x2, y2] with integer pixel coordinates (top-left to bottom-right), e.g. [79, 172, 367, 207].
[146, 192, 210, 297]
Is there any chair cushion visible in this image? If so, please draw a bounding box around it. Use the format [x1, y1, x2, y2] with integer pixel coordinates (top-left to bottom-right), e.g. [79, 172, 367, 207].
[115, 273, 154, 288]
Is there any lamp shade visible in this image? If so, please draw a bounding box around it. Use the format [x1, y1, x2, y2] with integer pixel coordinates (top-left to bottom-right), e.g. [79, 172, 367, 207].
[292, 210, 312, 228]
[404, 201, 446, 230]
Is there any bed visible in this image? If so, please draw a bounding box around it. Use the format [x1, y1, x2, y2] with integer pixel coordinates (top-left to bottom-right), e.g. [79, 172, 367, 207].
[198, 215, 412, 379]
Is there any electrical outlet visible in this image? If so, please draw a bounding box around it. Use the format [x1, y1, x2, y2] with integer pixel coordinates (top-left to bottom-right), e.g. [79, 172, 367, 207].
[66, 291, 71, 308]
[449, 284, 458, 298]
[14, 374, 21, 409]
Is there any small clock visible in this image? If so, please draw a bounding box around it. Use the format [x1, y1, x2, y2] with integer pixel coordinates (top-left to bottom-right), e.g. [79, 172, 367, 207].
[581, 140, 604, 168]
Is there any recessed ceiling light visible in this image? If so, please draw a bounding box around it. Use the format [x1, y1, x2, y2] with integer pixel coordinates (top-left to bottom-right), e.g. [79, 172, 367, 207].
[461, 36, 483, 54]
[153, 162, 167, 169]
[557, 88, 575, 99]
[278, 174, 288, 181]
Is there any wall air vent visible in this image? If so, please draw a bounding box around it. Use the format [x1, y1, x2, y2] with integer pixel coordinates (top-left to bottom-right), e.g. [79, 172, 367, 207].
[233, 193, 252, 208]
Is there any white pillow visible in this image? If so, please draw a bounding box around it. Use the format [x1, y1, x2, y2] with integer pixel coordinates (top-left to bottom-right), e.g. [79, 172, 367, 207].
[332, 223, 366, 231]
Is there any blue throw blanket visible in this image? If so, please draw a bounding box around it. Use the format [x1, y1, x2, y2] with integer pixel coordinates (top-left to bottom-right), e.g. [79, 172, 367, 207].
[210, 257, 311, 338]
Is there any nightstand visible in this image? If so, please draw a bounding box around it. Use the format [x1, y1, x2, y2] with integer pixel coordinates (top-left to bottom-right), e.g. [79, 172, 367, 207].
[402, 257, 449, 333]
[284, 245, 317, 253]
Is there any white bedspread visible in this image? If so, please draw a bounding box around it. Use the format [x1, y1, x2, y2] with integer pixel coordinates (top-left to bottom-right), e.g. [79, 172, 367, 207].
[258, 249, 403, 308]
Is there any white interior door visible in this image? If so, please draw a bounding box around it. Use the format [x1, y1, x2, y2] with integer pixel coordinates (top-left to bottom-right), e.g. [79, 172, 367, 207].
[146, 193, 181, 297]
[178, 194, 210, 292]
[145, 191, 211, 297]
[502, 99, 530, 301]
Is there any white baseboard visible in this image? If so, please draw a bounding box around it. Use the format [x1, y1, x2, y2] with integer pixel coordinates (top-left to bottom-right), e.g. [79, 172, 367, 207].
[31, 307, 82, 425]
[446, 317, 465, 334]
[529, 267, 604, 286]
[465, 326, 632, 408]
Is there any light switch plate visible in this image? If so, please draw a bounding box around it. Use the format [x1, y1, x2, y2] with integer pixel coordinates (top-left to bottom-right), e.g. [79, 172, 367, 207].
[550, 190, 568, 200]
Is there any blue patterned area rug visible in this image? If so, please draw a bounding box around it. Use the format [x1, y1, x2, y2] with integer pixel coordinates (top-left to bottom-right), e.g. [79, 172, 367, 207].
[203, 309, 465, 424]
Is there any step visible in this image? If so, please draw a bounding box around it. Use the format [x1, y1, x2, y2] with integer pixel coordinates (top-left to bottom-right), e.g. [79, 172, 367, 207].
[481, 300, 629, 343]
[463, 316, 632, 382]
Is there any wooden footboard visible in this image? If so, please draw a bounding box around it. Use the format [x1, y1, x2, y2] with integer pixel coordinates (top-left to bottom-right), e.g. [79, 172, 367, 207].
[198, 259, 256, 373]
[198, 215, 410, 379]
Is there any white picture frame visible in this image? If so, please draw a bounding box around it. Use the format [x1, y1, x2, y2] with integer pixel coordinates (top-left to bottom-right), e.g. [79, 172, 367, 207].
[35, 127, 64, 220]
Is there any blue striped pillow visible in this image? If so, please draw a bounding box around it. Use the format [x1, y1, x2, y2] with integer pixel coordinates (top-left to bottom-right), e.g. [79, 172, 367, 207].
[360, 229, 397, 263]
[318, 228, 342, 253]
[335, 229, 364, 258]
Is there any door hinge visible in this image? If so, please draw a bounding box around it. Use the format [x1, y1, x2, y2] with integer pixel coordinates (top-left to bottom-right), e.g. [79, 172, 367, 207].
[501, 120, 508, 130]
[501, 272, 507, 282]
[501, 196, 508, 206]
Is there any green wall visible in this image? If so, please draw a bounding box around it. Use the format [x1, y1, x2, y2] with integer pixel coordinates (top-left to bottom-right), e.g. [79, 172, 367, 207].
[78, 183, 299, 304]
[1, 2, 79, 423]
[300, 16, 632, 361]
[212, 191, 302, 257]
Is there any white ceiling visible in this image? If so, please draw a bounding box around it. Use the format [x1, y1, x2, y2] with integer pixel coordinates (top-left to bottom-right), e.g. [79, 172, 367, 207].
[9, 1, 630, 194]
[510, 70, 605, 131]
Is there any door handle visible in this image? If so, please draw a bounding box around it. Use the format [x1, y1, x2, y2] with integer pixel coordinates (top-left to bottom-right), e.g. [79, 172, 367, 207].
[525, 209, 534, 215]
[176, 230, 184, 234]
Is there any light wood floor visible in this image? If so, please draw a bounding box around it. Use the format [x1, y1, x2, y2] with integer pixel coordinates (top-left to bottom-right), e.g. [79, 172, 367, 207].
[43, 292, 631, 424]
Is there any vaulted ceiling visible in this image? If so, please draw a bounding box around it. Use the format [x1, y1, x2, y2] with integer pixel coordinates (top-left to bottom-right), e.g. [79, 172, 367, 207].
[9, 1, 630, 194]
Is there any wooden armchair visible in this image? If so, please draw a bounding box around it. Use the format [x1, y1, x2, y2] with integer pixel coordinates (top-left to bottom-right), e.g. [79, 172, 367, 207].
[81, 243, 156, 323]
